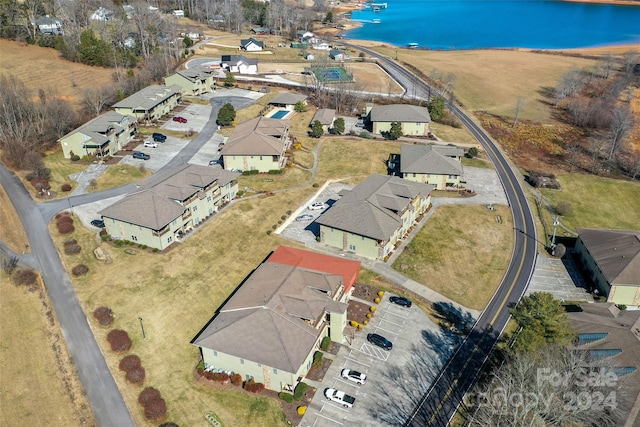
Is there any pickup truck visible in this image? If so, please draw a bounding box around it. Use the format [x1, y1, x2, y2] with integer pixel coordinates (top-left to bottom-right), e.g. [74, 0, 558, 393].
[324, 388, 356, 408]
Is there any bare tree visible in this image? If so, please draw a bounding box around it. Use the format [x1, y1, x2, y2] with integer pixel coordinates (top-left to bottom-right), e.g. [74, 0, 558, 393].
[622, 50, 639, 82]
[588, 137, 607, 174]
[468, 345, 627, 427]
[554, 68, 584, 107]
[82, 86, 115, 116]
[608, 105, 634, 161]
[564, 142, 581, 172]
[595, 54, 617, 79]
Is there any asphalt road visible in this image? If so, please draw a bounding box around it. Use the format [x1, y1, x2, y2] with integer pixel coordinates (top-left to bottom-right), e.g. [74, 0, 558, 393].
[0, 95, 254, 426]
[348, 44, 538, 426]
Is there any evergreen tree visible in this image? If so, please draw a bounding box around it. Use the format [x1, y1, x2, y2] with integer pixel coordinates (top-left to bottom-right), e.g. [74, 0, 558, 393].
[294, 101, 306, 112]
[332, 117, 345, 134]
[428, 96, 445, 120]
[217, 103, 236, 126]
[310, 120, 324, 138]
[387, 121, 403, 140]
[509, 292, 574, 352]
[223, 72, 236, 87]
[78, 30, 112, 67]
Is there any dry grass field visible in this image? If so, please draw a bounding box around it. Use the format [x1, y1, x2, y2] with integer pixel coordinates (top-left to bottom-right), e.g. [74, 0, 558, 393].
[0, 275, 95, 427]
[0, 39, 114, 104]
[393, 204, 514, 310]
[0, 185, 30, 254]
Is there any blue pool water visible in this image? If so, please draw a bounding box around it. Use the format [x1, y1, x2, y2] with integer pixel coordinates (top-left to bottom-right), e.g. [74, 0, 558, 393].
[271, 109, 289, 119]
[347, 1, 640, 50]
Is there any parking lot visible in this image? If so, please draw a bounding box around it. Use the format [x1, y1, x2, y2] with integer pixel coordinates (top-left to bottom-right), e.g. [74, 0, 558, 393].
[301, 293, 445, 427]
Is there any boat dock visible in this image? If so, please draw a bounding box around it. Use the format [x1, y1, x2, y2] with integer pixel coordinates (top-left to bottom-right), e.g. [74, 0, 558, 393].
[371, 2, 388, 9]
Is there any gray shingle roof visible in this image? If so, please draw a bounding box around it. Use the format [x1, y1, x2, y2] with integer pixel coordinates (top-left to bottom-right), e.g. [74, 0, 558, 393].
[400, 145, 464, 175]
[112, 85, 181, 110]
[578, 228, 640, 286]
[222, 116, 290, 156]
[240, 37, 264, 49]
[99, 164, 239, 229]
[221, 54, 258, 66]
[174, 68, 214, 83]
[192, 262, 346, 373]
[269, 92, 307, 106]
[311, 108, 335, 126]
[59, 112, 134, 147]
[370, 104, 431, 123]
[315, 174, 434, 241]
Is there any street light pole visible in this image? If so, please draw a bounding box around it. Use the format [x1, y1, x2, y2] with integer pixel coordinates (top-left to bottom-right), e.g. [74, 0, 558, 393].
[138, 317, 146, 339]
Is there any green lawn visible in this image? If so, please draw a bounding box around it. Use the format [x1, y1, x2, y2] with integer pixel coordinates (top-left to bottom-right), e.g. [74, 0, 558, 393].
[393, 204, 514, 311]
[540, 174, 640, 234]
[37, 150, 87, 199]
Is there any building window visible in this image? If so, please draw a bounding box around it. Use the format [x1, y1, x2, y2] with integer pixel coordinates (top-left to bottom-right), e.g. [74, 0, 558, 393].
[193, 206, 198, 211]
[259, 156, 263, 160]
[272, 155, 278, 162]
[273, 368, 278, 374]
[448, 175, 456, 179]
[207, 196, 211, 201]
[214, 351, 217, 356]
[257, 363, 262, 367]
[168, 236, 172, 243]
[131, 236, 138, 241]
[349, 244, 356, 251]
[413, 173, 416, 177]
[240, 359, 244, 364]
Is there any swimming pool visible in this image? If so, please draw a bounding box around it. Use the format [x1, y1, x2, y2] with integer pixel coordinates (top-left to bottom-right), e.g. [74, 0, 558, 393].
[270, 109, 289, 119]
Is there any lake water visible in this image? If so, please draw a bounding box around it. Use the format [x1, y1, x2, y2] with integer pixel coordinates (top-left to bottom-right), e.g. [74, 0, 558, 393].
[346, 1, 640, 49]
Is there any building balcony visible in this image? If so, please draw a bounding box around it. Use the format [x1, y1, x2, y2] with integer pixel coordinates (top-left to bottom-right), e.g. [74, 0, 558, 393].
[152, 227, 171, 237]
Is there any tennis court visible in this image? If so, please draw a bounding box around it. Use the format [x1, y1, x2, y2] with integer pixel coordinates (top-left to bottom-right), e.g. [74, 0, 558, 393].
[311, 67, 352, 83]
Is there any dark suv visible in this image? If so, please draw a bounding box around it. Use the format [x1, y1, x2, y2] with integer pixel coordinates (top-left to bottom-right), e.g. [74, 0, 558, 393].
[152, 132, 167, 142]
[132, 151, 150, 160]
[367, 333, 393, 350]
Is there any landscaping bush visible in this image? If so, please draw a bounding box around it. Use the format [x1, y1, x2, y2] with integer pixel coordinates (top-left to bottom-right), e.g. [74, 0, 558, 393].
[555, 201, 573, 216]
[107, 329, 132, 353]
[312, 351, 323, 369]
[119, 354, 141, 372]
[56, 215, 73, 225]
[61, 183, 72, 192]
[369, 306, 376, 313]
[93, 306, 114, 326]
[268, 169, 282, 174]
[312, 183, 319, 188]
[125, 366, 146, 385]
[378, 290, 384, 297]
[12, 269, 38, 286]
[144, 397, 167, 422]
[297, 406, 307, 415]
[64, 243, 81, 255]
[242, 169, 259, 176]
[159, 423, 178, 427]
[279, 392, 294, 403]
[71, 264, 88, 276]
[70, 154, 81, 161]
[236, 190, 244, 197]
[374, 297, 381, 304]
[467, 147, 479, 158]
[138, 387, 161, 406]
[58, 222, 75, 234]
[230, 373, 242, 386]
[320, 336, 331, 351]
[244, 382, 265, 393]
[293, 382, 308, 401]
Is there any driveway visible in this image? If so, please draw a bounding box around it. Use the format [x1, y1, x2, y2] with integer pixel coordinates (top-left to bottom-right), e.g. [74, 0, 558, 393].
[526, 251, 593, 302]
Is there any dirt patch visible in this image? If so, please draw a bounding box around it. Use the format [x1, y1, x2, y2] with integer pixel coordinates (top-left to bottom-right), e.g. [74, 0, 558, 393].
[275, 386, 316, 427]
[351, 282, 382, 303]
[348, 299, 373, 325]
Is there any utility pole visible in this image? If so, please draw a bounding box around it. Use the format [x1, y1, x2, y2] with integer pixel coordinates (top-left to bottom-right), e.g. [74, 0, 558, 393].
[551, 216, 560, 253]
[138, 317, 146, 338]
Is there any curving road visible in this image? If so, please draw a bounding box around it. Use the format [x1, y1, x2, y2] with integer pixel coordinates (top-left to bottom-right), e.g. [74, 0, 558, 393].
[349, 44, 538, 426]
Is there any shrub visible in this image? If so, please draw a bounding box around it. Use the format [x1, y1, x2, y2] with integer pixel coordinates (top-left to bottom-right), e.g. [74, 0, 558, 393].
[312, 351, 323, 368]
[144, 397, 167, 422]
[58, 222, 75, 234]
[268, 169, 282, 174]
[293, 382, 308, 401]
[12, 269, 38, 286]
[56, 215, 73, 225]
[369, 306, 376, 313]
[350, 320, 359, 327]
[320, 336, 331, 351]
[244, 382, 265, 393]
[93, 306, 114, 326]
[119, 355, 141, 372]
[101, 234, 110, 242]
[378, 290, 384, 297]
[152, 248, 159, 253]
[439, 111, 462, 128]
[297, 406, 307, 415]
[236, 190, 244, 197]
[357, 324, 363, 330]
[374, 297, 381, 304]
[363, 319, 369, 325]
[70, 154, 81, 161]
[266, 230, 272, 235]
[312, 183, 319, 188]
[125, 366, 146, 384]
[230, 373, 242, 386]
[61, 183, 72, 192]
[107, 329, 132, 353]
[359, 132, 373, 139]
[366, 313, 372, 319]
[71, 264, 88, 276]
[555, 201, 573, 216]
[279, 392, 294, 403]
[138, 387, 161, 406]
[64, 243, 81, 255]
[467, 147, 479, 158]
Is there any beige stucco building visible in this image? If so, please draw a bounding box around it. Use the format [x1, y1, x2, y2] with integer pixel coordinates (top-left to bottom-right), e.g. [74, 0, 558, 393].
[113, 85, 182, 122]
[164, 68, 215, 95]
[99, 165, 240, 250]
[316, 174, 434, 260]
[58, 111, 137, 159]
[221, 116, 291, 172]
[366, 104, 431, 136]
[399, 144, 464, 189]
[192, 246, 361, 391]
[574, 228, 640, 307]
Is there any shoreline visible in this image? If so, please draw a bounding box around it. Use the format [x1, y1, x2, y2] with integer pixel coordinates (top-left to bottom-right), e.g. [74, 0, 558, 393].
[325, 4, 640, 55]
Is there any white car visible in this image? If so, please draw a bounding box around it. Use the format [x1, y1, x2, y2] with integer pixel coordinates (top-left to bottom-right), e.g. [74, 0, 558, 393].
[324, 388, 355, 408]
[308, 202, 325, 210]
[143, 141, 158, 148]
[341, 368, 367, 385]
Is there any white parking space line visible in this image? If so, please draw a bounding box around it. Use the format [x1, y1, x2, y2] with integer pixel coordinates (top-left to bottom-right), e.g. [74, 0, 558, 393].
[344, 355, 370, 367]
[358, 343, 390, 361]
[314, 412, 344, 425]
[322, 401, 352, 413]
[371, 324, 400, 336]
[378, 316, 405, 329]
[384, 308, 411, 319]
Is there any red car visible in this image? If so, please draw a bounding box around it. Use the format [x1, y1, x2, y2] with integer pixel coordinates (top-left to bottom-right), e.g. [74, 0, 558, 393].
[172, 116, 188, 123]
